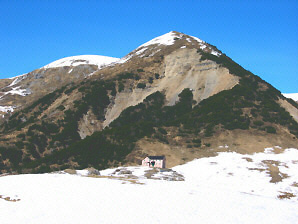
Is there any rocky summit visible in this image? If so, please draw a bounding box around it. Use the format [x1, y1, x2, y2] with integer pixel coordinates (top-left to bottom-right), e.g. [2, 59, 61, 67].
[0, 31, 297, 174]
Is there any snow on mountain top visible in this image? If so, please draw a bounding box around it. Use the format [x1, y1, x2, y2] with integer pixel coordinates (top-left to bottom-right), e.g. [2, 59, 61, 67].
[137, 31, 183, 49]
[283, 93, 298, 101]
[43, 55, 120, 69]
[135, 31, 221, 57]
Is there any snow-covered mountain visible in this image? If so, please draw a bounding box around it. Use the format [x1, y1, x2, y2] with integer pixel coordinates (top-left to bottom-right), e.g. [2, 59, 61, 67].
[0, 31, 298, 175]
[1, 31, 298, 224]
[1, 147, 297, 223]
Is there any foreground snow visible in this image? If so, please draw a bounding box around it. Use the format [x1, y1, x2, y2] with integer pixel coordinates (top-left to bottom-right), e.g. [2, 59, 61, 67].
[0, 148, 298, 224]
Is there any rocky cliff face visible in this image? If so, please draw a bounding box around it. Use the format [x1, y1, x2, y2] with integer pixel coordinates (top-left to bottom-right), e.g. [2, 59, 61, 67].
[102, 47, 239, 128]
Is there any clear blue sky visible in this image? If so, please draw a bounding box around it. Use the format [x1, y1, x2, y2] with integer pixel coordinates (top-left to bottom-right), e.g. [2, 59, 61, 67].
[1, 0, 297, 92]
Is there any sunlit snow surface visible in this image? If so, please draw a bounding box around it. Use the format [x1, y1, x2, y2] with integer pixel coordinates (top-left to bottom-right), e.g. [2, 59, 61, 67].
[283, 93, 298, 102]
[1, 148, 298, 224]
[0, 106, 15, 113]
[42, 55, 120, 69]
[137, 31, 182, 49]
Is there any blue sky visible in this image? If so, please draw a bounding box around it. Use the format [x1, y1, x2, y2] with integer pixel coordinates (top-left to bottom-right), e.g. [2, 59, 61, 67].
[1, 0, 297, 92]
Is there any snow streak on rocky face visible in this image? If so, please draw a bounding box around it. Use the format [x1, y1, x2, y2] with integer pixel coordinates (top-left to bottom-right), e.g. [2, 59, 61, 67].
[8, 74, 27, 87]
[0, 73, 30, 106]
[42, 55, 120, 69]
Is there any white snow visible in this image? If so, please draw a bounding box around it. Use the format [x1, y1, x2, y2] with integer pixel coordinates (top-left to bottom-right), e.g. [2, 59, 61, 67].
[189, 35, 204, 43]
[6, 86, 30, 96]
[8, 74, 27, 87]
[186, 35, 221, 57]
[8, 73, 27, 80]
[0, 148, 298, 223]
[75, 170, 89, 176]
[211, 50, 221, 56]
[264, 147, 274, 154]
[283, 93, 298, 102]
[136, 31, 182, 49]
[148, 48, 161, 57]
[0, 86, 30, 101]
[180, 46, 186, 48]
[116, 54, 133, 64]
[200, 45, 207, 50]
[0, 106, 15, 113]
[134, 47, 148, 56]
[42, 55, 119, 69]
[0, 73, 30, 102]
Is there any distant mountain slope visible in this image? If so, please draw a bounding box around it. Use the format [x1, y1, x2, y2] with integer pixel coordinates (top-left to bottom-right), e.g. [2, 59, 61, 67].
[0, 55, 119, 119]
[0, 31, 297, 174]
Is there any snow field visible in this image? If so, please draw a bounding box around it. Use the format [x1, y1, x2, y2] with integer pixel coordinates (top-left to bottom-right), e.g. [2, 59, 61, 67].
[0, 148, 298, 223]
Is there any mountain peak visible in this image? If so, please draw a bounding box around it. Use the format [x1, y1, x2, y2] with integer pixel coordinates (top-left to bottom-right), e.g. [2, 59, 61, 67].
[136, 31, 205, 49]
[136, 31, 183, 49]
[115, 31, 221, 64]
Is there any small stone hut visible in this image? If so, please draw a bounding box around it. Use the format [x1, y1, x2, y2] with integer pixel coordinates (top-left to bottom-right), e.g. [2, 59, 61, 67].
[142, 156, 166, 168]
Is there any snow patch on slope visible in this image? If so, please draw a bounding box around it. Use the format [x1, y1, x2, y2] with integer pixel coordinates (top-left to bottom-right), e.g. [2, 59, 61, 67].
[137, 31, 182, 49]
[116, 54, 134, 64]
[211, 50, 221, 56]
[283, 93, 298, 102]
[43, 55, 119, 69]
[0, 86, 30, 100]
[189, 35, 204, 43]
[7, 86, 30, 96]
[135, 47, 148, 56]
[8, 73, 27, 80]
[8, 74, 27, 87]
[0, 106, 15, 113]
[188, 35, 221, 57]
